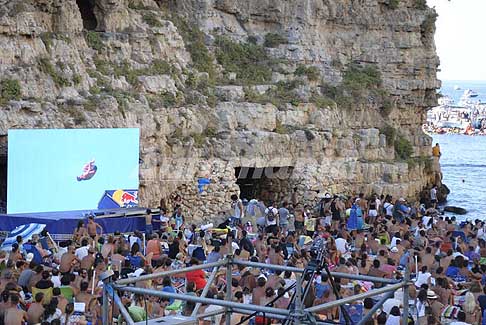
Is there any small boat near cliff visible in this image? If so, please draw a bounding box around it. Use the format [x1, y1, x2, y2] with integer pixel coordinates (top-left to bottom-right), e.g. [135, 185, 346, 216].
[444, 206, 467, 215]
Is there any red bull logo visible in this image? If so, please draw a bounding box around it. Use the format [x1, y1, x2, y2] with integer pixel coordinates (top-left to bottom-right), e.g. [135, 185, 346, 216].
[112, 189, 138, 207]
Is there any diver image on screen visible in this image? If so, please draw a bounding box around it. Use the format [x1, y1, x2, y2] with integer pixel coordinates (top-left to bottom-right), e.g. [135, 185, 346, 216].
[77, 159, 97, 181]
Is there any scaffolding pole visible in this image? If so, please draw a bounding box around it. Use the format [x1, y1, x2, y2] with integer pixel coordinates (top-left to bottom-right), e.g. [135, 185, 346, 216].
[357, 291, 395, 325]
[305, 282, 405, 313]
[234, 259, 398, 284]
[111, 291, 135, 325]
[234, 259, 304, 273]
[225, 255, 233, 325]
[102, 286, 108, 325]
[115, 260, 226, 285]
[191, 266, 220, 317]
[402, 267, 410, 325]
[113, 285, 291, 317]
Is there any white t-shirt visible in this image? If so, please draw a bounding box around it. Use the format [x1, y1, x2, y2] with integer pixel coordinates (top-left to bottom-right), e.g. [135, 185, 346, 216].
[390, 236, 400, 248]
[51, 275, 61, 288]
[54, 247, 67, 262]
[264, 207, 278, 216]
[430, 187, 437, 200]
[382, 298, 401, 314]
[414, 271, 431, 288]
[384, 202, 394, 216]
[385, 315, 401, 325]
[232, 199, 243, 219]
[75, 246, 89, 260]
[335, 238, 348, 254]
[422, 216, 432, 228]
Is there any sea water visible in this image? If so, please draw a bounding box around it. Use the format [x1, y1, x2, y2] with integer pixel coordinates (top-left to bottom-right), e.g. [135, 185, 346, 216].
[432, 134, 486, 221]
[441, 80, 486, 105]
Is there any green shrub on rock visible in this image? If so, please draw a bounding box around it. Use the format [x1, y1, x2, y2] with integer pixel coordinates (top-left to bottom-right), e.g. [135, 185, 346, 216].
[38, 57, 70, 87]
[295, 65, 320, 82]
[343, 64, 382, 92]
[264, 33, 286, 48]
[394, 134, 413, 160]
[86, 31, 103, 51]
[214, 37, 272, 85]
[171, 16, 216, 79]
[143, 12, 163, 27]
[414, 0, 427, 10]
[389, 0, 400, 9]
[0, 79, 21, 103]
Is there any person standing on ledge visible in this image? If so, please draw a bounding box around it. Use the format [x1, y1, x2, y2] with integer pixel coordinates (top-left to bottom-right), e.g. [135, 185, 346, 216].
[430, 185, 438, 209]
[432, 143, 441, 158]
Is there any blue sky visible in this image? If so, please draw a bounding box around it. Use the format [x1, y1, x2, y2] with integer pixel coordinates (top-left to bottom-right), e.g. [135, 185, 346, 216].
[7, 128, 139, 214]
[427, 0, 486, 81]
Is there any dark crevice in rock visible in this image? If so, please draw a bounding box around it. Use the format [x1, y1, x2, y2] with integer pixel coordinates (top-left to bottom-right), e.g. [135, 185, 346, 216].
[76, 0, 98, 31]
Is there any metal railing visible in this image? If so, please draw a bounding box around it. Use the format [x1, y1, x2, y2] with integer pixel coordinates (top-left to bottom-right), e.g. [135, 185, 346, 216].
[102, 256, 411, 325]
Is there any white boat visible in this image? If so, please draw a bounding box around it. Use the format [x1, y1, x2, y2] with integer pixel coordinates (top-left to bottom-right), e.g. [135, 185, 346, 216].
[438, 95, 454, 106]
[454, 85, 461, 90]
[464, 89, 478, 98]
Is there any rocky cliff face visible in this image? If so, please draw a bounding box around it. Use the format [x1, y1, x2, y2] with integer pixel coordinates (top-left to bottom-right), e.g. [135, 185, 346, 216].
[0, 0, 441, 221]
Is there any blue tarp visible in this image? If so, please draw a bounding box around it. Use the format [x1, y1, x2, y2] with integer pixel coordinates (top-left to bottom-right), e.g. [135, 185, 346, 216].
[0, 208, 147, 234]
[1, 223, 46, 251]
[197, 178, 210, 193]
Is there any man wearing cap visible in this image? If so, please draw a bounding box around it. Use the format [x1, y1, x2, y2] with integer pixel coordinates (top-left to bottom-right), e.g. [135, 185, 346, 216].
[392, 198, 409, 223]
[252, 275, 267, 306]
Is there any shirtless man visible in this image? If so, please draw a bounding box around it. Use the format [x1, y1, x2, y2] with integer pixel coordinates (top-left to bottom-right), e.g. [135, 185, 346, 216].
[87, 216, 103, 239]
[75, 281, 93, 312]
[421, 247, 436, 271]
[254, 234, 267, 263]
[27, 292, 44, 325]
[80, 248, 95, 270]
[4, 294, 27, 325]
[358, 193, 368, 221]
[60, 246, 79, 273]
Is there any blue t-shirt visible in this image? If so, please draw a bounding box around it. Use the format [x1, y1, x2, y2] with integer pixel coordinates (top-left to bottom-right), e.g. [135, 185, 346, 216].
[128, 255, 143, 269]
[478, 294, 486, 312]
[445, 265, 459, 278]
[315, 283, 331, 299]
[162, 285, 176, 304]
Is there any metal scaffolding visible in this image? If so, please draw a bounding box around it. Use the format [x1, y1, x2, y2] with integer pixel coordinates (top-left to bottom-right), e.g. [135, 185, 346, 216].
[102, 256, 411, 325]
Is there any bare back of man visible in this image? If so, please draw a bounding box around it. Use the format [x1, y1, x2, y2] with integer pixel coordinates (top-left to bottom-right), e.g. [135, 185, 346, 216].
[5, 307, 26, 325]
[27, 302, 44, 325]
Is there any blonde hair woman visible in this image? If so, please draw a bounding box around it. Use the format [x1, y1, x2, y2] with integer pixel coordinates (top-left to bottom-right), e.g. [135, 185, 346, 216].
[463, 291, 480, 324]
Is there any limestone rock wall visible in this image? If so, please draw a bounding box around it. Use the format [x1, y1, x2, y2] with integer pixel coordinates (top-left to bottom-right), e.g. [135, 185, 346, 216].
[0, 0, 441, 223]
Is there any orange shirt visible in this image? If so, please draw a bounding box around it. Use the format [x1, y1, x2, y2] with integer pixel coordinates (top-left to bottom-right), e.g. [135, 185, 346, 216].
[146, 240, 161, 258]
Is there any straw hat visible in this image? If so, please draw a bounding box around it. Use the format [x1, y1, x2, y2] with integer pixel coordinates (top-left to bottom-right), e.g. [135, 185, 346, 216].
[427, 290, 438, 299]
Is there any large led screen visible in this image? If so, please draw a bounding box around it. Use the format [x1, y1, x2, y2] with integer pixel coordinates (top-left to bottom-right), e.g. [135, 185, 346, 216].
[7, 128, 140, 214]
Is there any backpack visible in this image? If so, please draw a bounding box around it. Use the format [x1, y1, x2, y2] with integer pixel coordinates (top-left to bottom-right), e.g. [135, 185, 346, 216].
[267, 208, 275, 222]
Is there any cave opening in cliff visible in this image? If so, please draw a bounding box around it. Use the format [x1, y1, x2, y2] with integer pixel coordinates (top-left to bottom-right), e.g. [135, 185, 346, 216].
[76, 0, 98, 31]
[235, 166, 294, 203]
